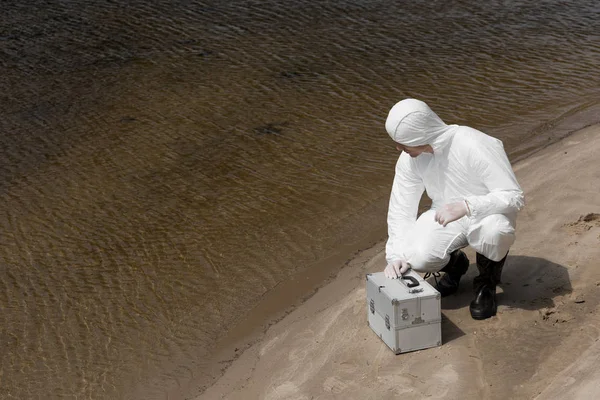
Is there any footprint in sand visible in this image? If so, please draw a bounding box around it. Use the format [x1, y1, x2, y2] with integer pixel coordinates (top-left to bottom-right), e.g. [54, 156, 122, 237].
[323, 376, 349, 394]
[563, 213, 600, 235]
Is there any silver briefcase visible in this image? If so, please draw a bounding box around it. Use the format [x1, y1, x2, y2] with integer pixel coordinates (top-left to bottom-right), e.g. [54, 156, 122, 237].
[366, 270, 441, 354]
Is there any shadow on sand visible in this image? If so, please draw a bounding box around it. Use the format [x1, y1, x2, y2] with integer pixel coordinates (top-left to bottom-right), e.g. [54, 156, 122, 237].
[440, 313, 465, 344]
[434, 255, 572, 313]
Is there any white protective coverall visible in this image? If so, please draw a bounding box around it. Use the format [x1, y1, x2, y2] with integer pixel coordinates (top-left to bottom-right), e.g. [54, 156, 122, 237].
[385, 99, 525, 273]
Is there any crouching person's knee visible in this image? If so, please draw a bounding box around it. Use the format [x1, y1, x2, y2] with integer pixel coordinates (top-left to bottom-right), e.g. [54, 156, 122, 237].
[408, 246, 449, 273]
[469, 214, 516, 262]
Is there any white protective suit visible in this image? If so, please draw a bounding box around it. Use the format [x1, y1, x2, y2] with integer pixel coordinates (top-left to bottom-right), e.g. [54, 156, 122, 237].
[385, 99, 525, 273]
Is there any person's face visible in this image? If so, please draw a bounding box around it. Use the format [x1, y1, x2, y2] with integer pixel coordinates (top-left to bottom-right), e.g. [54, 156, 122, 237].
[395, 143, 433, 158]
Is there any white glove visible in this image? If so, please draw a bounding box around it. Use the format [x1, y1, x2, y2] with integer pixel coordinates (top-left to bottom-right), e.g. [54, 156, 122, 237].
[434, 201, 469, 227]
[384, 259, 410, 279]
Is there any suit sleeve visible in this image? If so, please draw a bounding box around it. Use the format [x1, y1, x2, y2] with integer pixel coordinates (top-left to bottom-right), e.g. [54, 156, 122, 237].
[386, 153, 425, 263]
[464, 138, 525, 218]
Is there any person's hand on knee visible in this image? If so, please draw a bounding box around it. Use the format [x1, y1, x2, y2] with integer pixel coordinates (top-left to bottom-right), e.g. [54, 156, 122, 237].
[384, 259, 410, 279]
[435, 201, 469, 227]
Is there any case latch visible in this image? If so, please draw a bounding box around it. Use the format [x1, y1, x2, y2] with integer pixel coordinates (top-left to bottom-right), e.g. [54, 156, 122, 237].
[401, 308, 409, 321]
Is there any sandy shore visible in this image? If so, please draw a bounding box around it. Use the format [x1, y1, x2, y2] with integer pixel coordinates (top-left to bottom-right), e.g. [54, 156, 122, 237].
[198, 124, 600, 400]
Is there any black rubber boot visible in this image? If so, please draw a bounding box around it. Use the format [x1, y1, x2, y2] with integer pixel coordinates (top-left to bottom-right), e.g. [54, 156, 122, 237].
[436, 250, 470, 297]
[469, 253, 507, 320]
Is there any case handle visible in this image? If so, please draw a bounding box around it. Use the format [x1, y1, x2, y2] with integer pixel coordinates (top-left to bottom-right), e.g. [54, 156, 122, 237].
[401, 275, 420, 288]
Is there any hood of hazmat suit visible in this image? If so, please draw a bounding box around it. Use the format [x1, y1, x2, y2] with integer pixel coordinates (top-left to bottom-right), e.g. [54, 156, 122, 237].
[385, 98, 456, 151]
[384, 99, 525, 264]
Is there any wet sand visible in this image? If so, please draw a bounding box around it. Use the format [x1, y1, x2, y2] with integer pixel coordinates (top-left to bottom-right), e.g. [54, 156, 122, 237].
[198, 124, 600, 399]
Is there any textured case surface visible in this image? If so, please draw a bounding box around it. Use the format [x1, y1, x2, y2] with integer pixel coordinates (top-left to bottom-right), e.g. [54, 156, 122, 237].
[366, 271, 442, 354]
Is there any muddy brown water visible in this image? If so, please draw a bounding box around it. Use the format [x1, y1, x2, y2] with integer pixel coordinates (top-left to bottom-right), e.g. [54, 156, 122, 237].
[1, 1, 599, 399]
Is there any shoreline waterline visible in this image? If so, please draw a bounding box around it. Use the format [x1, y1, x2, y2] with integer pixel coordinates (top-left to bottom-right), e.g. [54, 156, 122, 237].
[194, 110, 600, 398]
[198, 121, 600, 399]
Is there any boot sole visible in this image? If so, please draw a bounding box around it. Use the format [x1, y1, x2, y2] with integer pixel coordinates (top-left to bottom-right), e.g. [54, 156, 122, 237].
[470, 305, 497, 320]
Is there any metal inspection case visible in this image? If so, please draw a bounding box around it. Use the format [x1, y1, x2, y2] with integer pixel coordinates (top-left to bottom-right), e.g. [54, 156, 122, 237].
[366, 270, 441, 354]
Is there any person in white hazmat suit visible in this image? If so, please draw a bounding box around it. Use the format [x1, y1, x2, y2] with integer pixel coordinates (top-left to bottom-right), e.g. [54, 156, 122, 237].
[382, 99, 524, 320]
